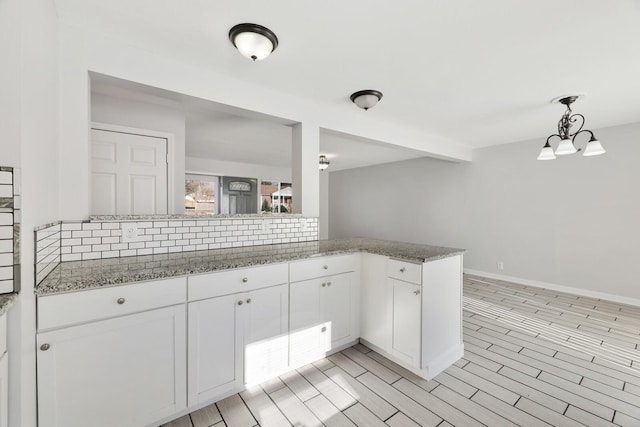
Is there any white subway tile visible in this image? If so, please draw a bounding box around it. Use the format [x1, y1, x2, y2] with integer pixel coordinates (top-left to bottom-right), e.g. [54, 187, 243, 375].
[153, 247, 168, 254]
[102, 251, 120, 258]
[61, 222, 82, 231]
[61, 253, 81, 261]
[82, 223, 102, 230]
[137, 248, 152, 255]
[120, 249, 136, 257]
[82, 252, 100, 260]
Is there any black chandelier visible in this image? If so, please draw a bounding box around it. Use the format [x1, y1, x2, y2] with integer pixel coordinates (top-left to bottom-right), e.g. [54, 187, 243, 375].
[538, 96, 605, 160]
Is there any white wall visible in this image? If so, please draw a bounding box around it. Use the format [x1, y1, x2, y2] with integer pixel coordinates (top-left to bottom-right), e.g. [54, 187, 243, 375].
[56, 23, 471, 219]
[319, 170, 329, 239]
[186, 157, 291, 183]
[91, 92, 186, 214]
[1, 0, 61, 426]
[330, 122, 640, 302]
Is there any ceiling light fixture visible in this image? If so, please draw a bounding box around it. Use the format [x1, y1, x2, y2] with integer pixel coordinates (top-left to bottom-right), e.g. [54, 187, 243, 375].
[538, 95, 605, 160]
[229, 23, 278, 61]
[319, 155, 330, 171]
[350, 90, 383, 111]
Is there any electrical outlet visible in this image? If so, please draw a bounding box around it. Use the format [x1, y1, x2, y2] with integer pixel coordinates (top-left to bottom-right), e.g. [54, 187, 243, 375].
[261, 219, 271, 233]
[300, 218, 308, 232]
[121, 223, 139, 243]
[496, 261, 504, 271]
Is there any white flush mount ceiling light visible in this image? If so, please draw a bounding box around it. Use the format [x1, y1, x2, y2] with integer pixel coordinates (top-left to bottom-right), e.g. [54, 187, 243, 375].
[229, 23, 278, 61]
[538, 95, 606, 160]
[350, 90, 383, 111]
[319, 155, 330, 171]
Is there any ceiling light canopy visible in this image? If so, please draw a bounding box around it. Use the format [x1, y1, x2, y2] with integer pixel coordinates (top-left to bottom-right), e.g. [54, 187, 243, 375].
[319, 155, 330, 171]
[538, 95, 605, 161]
[229, 23, 278, 61]
[350, 90, 383, 111]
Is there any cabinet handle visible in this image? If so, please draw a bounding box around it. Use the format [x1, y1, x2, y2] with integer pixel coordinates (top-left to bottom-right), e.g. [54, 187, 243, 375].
[327, 281, 332, 287]
[237, 300, 244, 306]
[414, 289, 421, 296]
[400, 267, 406, 273]
[321, 283, 326, 287]
[117, 298, 125, 305]
[246, 298, 252, 304]
[242, 277, 248, 283]
[323, 265, 328, 270]
[40, 344, 50, 351]
[321, 326, 327, 332]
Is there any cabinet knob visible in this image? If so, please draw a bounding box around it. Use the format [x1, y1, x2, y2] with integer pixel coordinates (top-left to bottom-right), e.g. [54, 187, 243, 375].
[242, 277, 248, 283]
[117, 298, 126, 305]
[323, 265, 328, 270]
[414, 289, 421, 296]
[321, 326, 327, 333]
[40, 344, 50, 351]
[246, 298, 252, 304]
[237, 300, 244, 306]
[400, 267, 406, 273]
[327, 281, 332, 287]
[321, 283, 326, 287]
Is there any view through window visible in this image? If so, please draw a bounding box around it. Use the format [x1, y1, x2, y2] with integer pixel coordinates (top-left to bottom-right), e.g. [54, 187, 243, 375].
[185, 174, 218, 214]
[260, 181, 292, 213]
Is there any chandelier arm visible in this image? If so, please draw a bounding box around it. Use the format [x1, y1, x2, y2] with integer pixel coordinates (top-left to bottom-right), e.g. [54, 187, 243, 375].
[546, 134, 561, 145]
[567, 113, 586, 136]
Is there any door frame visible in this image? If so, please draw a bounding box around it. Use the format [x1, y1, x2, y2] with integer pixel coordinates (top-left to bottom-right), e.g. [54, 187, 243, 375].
[91, 122, 176, 214]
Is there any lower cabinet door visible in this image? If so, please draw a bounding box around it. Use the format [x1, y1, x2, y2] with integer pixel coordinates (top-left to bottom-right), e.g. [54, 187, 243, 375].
[37, 305, 187, 427]
[188, 293, 241, 406]
[322, 272, 353, 348]
[243, 284, 289, 385]
[390, 278, 422, 366]
[289, 278, 329, 368]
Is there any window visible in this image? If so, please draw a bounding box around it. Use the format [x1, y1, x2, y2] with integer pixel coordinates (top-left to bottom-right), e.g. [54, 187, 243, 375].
[261, 180, 292, 213]
[185, 174, 218, 214]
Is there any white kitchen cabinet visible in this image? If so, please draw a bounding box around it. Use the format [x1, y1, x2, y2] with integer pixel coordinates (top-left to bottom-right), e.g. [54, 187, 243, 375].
[0, 312, 7, 427]
[0, 352, 6, 427]
[390, 278, 421, 365]
[289, 272, 356, 367]
[360, 253, 390, 352]
[188, 283, 288, 406]
[37, 304, 187, 427]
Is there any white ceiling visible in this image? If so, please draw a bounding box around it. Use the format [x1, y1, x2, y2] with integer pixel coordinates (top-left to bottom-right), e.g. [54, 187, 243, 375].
[74, 1, 640, 160]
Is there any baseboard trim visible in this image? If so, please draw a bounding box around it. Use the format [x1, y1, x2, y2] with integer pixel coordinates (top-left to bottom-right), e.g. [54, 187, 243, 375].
[464, 268, 640, 308]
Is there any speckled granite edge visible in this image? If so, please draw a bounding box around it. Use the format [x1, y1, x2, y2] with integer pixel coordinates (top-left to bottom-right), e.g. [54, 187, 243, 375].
[89, 213, 305, 221]
[35, 238, 465, 296]
[0, 293, 17, 316]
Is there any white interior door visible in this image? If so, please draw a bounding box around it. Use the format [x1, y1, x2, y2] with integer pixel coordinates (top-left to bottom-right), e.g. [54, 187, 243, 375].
[91, 128, 168, 215]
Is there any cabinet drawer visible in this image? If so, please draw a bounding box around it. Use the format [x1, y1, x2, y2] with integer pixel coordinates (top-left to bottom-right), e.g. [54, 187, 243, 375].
[289, 254, 357, 283]
[38, 277, 186, 330]
[188, 262, 288, 301]
[387, 259, 422, 285]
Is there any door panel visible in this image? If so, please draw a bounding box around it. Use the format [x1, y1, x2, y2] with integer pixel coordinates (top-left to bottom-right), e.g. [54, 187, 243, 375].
[91, 128, 168, 215]
[37, 305, 186, 427]
[188, 294, 241, 406]
[243, 285, 289, 385]
[322, 273, 352, 347]
[289, 278, 329, 368]
[391, 279, 421, 366]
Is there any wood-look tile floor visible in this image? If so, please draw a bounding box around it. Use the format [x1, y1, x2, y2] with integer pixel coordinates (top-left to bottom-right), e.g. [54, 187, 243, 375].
[163, 274, 640, 427]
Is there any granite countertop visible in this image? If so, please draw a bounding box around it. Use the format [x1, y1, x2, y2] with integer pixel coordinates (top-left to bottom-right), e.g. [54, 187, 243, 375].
[0, 293, 17, 316]
[35, 238, 465, 296]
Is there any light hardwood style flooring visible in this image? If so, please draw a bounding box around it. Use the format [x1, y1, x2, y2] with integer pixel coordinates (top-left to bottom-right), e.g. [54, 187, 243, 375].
[163, 274, 640, 427]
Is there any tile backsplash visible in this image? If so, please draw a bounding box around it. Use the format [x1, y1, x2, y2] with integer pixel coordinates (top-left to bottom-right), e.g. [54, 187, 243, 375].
[35, 215, 318, 284]
[0, 166, 20, 293]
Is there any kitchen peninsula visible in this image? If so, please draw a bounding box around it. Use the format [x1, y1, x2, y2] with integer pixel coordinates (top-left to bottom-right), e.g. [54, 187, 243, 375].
[34, 236, 464, 427]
